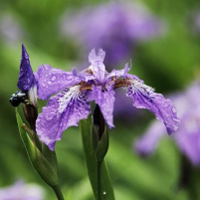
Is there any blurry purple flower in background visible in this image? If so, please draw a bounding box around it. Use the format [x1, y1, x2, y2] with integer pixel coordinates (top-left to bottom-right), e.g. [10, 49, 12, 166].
[35, 49, 178, 151]
[0, 180, 45, 200]
[135, 82, 200, 166]
[60, 1, 165, 67]
[0, 12, 26, 46]
[192, 11, 200, 34]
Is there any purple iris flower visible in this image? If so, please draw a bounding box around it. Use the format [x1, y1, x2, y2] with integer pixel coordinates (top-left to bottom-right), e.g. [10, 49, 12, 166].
[60, 1, 165, 67]
[192, 11, 200, 34]
[35, 49, 179, 151]
[135, 82, 200, 166]
[0, 180, 45, 200]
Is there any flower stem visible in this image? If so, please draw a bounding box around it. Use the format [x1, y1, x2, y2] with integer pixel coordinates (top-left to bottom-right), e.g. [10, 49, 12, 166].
[52, 185, 65, 200]
[97, 161, 102, 200]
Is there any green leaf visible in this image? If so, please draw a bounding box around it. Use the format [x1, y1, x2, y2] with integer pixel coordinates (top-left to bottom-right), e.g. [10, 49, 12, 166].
[80, 114, 115, 200]
[95, 127, 109, 162]
[42, 143, 58, 175]
[16, 108, 59, 187]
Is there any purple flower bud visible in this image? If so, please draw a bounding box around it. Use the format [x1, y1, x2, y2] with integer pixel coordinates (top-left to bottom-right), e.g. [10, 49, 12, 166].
[17, 44, 36, 92]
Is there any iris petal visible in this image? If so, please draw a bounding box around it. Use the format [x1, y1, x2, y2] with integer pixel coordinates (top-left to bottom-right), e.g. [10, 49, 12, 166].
[36, 85, 90, 150]
[17, 44, 36, 91]
[89, 85, 115, 128]
[36, 65, 82, 100]
[126, 79, 179, 134]
[88, 49, 106, 82]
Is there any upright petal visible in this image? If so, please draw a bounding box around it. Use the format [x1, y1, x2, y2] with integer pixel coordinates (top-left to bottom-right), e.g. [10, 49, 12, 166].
[17, 44, 36, 91]
[36, 85, 90, 150]
[126, 78, 179, 134]
[88, 85, 115, 128]
[36, 65, 82, 100]
[88, 49, 106, 82]
[106, 63, 131, 80]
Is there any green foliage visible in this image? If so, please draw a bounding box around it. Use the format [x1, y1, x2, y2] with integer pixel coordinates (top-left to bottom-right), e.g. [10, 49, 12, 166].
[16, 108, 59, 187]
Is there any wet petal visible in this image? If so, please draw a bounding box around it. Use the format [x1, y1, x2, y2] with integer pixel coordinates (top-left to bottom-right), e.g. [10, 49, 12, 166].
[17, 44, 36, 91]
[126, 79, 179, 134]
[88, 49, 106, 82]
[36, 85, 90, 150]
[36, 65, 82, 100]
[88, 85, 115, 128]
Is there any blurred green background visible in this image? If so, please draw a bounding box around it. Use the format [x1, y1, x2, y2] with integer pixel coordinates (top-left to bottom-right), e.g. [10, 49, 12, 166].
[0, 0, 200, 199]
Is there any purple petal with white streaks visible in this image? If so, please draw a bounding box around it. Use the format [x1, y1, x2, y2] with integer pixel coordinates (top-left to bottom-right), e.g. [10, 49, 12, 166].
[36, 85, 90, 150]
[126, 78, 179, 134]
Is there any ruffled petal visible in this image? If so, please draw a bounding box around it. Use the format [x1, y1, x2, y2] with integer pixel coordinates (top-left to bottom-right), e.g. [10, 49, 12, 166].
[36, 85, 90, 150]
[126, 78, 179, 134]
[17, 44, 36, 91]
[88, 49, 106, 82]
[36, 65, 82, 100]
[88, 85, 115, 128]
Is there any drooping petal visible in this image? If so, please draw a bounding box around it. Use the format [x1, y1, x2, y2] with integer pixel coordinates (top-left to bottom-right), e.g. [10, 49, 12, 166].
[88, 49, 106, 82]
[35, 65, 82, 100]
[126, 78, 179, 134]
[17, 44, 36, 91]
[134, 120, 166, 156]
[88, 85, 115, 128]
[36, 85, 90, 150]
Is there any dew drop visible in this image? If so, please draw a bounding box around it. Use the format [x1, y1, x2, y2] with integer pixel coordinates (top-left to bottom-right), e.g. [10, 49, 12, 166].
[44, 65, 49, 70]
[51, 76, 56, 81]
[45, 113, 54, 121]
[172, 106, 176, 114]
[103, 191, 106, 195]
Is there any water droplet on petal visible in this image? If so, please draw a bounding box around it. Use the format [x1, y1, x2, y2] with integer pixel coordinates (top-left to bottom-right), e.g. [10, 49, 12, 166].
[51, 76, 56, 81]
[45, 113, 54, 121]
[172, 106, 176, 114]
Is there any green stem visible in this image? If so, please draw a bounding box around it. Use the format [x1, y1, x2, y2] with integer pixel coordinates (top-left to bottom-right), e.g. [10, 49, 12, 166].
[97, 161, 102, 200]
[80, 115, 115, 200]
[52, 185, 65, 200]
